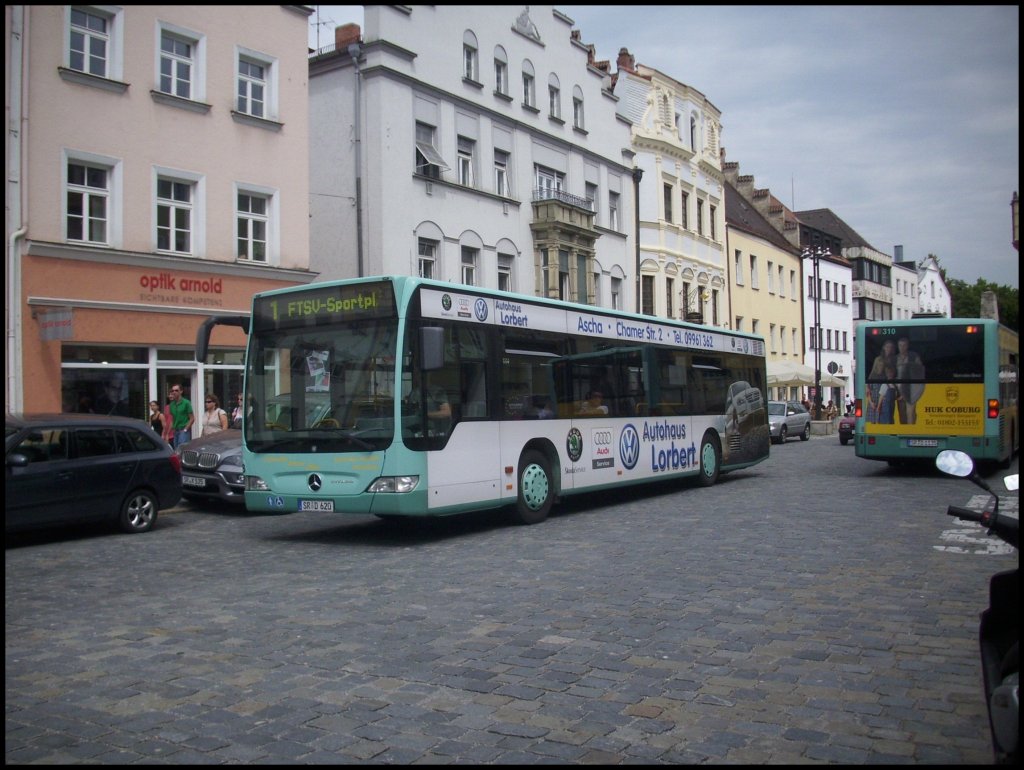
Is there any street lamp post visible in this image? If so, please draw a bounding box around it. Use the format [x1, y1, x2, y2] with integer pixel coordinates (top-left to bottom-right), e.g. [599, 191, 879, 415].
[632, 167, 644, 313]
[802, 247, 829, 420]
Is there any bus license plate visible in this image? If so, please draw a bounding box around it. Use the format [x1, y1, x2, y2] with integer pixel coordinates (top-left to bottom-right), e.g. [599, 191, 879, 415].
[907, 439, 938, 447]
[299, 500, 334, 512]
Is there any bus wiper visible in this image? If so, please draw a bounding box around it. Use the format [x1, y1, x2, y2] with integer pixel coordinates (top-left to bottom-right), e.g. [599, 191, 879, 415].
[305, 428, 376, 451]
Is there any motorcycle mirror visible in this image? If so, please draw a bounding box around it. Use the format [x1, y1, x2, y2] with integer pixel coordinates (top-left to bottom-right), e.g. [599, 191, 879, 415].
[936, 449, 974, 478]
[1005, 474, 1019, 493]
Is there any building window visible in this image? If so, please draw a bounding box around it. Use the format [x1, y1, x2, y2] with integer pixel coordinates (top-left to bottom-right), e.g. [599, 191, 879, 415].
[734, 249, 744, 285]
[778, 265, 786, 298]
[159, 31, 194, 99]
[418, 239, 437, 279]
[236, 191, 268, 262]
[749, 254, 758, 289]
[66, 160, 109, 244]
[156, 176, 193, 254]
[770, 324, 777, 352]
[666, 277, 674, 319]
[735, 316, 744, 332]
[237, 57, 266, 118]
[585, 183, 599, 216]
[709, 204, 717, 240]
[522, 62, 535, 108]
[767, 261, 775, 293]
[572, 87, 584, 130]
[608, 191, 620, 230]
[494, 150, 510, 197]
[461, 246, 478, 286]
[69, 7, 110, 77]
[548, 76, 561, 120]
[711, 289, 719, 325]
[791, 270, 797, 299]
[780, 325, 787, 354]
[641, 275, 655, 315]
[680, 191, 689, 229]
[663, 184, 673, 223]
[534, 165, 563, 198]
[696, 199, 704, 236]
[415, 122, 447, 179]
[611, 277, 622, 310]
[457, 136, 475, 187]
[462, 31, 478, 81]
[498, 253, 514, 292]
[494, 47, 508, 95]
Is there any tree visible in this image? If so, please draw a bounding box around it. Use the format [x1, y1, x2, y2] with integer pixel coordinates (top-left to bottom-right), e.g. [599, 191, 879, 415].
[943, 274, 1018, 332]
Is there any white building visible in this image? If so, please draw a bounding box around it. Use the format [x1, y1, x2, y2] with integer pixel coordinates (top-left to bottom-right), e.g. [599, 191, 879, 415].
[308, 6, 636, 308]
[891, 258, 919, 320]
[611, 51, 726, 322]
[915, 254, 952, 316]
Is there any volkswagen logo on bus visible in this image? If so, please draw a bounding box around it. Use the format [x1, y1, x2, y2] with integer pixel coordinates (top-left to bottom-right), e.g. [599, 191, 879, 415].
[474, 298, 488, 322]
[308, 473, 323, 492]
[619, 424, 640, 470]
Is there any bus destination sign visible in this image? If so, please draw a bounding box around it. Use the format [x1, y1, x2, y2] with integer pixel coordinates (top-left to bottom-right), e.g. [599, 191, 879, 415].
[253, 281, 395, 331]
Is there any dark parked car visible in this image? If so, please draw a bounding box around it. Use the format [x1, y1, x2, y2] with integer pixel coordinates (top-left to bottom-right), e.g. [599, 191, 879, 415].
[6, 413, 182, 534]
[838, 415, 856, 445]
[767, 400, 811, 444]
[176, 429, 245, 505]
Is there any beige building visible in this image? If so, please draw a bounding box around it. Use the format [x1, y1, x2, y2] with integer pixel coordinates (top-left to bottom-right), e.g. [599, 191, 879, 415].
[723, 181, 804, 399]
[6, 5, 315, 421]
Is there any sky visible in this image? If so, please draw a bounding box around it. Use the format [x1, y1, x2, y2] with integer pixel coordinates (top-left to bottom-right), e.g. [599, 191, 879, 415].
[308, 5, 1020, 288]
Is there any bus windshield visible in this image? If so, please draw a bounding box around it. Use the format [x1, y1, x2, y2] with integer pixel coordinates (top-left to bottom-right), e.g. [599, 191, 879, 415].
[245, 319, 399, 453]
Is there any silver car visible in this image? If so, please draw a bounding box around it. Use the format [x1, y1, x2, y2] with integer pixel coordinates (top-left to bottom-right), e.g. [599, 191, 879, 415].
[177, 429, 245, 505]
[768, 400, 811, 444]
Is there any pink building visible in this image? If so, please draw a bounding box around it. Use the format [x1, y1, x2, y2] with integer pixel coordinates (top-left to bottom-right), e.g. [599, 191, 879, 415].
[6, 5, 315, 424]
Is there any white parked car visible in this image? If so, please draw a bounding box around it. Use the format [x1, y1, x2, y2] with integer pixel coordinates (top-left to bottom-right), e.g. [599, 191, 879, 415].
[768, 400, 811, 444]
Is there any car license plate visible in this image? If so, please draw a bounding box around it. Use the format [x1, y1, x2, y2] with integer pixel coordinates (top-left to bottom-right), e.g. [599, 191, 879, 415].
[182, 475, 206, 488]
[907, 439, 939, 447]
[299, 500, 334, 512]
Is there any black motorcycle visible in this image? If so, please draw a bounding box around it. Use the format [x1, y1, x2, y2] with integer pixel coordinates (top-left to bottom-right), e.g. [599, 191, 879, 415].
[936, 449, 1018, 764]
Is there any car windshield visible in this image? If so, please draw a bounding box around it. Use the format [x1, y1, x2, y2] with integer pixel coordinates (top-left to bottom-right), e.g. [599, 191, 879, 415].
[768, 402, 786, 416]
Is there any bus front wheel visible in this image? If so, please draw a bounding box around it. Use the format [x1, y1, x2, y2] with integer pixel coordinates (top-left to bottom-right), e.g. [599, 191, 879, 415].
[697, 433, 721, 487]
[514, 450, 554, 525]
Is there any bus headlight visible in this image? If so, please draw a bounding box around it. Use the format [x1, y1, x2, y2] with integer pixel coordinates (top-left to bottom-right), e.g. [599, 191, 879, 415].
[246, 475, 270, 491]
[367, 476, 420, 493]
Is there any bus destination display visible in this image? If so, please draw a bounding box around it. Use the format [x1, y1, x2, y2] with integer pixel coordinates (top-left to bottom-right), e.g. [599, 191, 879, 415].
[253, 281, 395, 331]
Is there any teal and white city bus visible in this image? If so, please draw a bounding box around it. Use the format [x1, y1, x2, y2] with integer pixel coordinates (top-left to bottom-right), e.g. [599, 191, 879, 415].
[855, 317, 1019, 467]
[196, 276, 770, 524]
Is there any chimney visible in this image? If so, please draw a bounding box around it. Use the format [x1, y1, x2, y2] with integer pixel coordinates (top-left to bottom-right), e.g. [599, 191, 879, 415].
[616, 47, 635, 74]
[980, 290, 999, 321]
[894, 244, 903, 262]
[335, 23, 361, 49]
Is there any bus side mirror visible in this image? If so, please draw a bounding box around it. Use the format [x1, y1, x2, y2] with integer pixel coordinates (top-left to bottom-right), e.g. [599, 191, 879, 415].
[420, 326, 444, 371]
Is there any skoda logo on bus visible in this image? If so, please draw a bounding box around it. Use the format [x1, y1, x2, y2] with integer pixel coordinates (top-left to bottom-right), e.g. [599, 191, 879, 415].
[566, 428, 583, 462]
[474, 298, 488, 322]
[619, 424, 640, 470]
[308, 473, 323, 492]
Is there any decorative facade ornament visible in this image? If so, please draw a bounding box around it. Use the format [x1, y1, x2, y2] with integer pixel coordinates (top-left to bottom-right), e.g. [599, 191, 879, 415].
[514, 7, 541, 42]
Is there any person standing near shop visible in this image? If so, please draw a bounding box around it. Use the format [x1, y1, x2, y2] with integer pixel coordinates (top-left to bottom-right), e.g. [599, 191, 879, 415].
[201, 394, 229, 437]
[168, 383, 195, 448]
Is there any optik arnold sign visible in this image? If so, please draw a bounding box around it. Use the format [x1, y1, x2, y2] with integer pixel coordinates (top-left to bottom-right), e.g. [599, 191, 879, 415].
[139, 270, 224, 308]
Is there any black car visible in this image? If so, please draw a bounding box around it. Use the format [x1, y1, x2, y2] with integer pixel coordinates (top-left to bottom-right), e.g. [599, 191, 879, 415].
[176, 429, 245, 505]
[6, 413, 182, 534]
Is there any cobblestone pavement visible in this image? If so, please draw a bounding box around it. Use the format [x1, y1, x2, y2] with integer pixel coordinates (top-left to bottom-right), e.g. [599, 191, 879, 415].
[6, 436, 1018, 764]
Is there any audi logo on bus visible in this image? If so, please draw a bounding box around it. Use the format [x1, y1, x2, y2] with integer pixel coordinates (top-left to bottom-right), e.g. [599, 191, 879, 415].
[593, 430, 613, 446]
[619, 425, 640, 470]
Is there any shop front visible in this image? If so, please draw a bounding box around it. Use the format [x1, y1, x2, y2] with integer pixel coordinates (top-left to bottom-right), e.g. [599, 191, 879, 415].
[18, 249, 315, 442]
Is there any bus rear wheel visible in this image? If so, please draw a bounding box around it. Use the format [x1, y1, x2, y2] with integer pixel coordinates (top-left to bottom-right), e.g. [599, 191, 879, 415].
[514, 450, 554, 525]
[697, 433, 721, 487]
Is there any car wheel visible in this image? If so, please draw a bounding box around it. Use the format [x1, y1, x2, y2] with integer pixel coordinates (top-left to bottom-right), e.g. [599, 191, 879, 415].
[120, 489, 158, 533]
[514, 449, 554, 525]
[800, 423, 811, 441]
[778, 425, 787, 443]
[696, 432, 721, 487]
